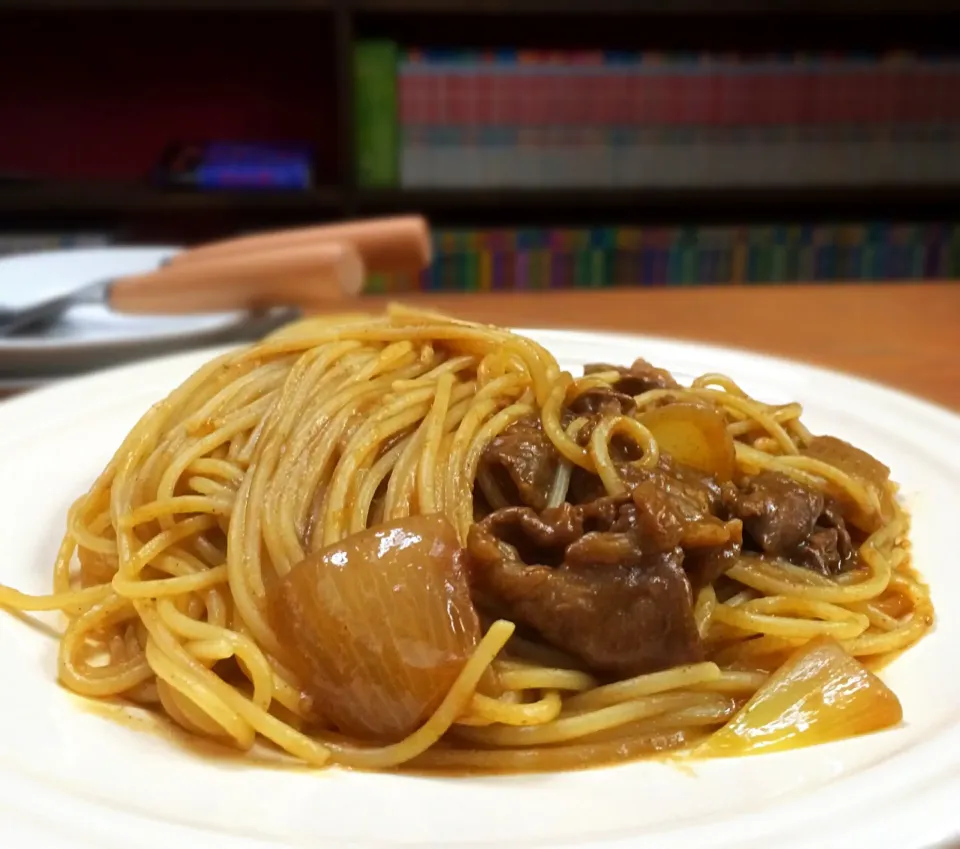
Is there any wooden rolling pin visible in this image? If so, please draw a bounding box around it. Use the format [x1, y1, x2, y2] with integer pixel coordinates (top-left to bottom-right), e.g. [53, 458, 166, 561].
[109, 242, 364, 314]
[166, 215, 432, 276]
[1, 217, 433, 334]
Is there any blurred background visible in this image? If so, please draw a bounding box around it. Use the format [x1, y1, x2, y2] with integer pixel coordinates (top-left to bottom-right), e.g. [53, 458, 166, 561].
[2, 0, 960, 293]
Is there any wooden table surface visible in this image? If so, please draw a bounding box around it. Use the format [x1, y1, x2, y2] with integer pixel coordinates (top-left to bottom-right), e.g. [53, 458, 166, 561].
[1, 282, 956, 409]
[363, 282, 960, 411]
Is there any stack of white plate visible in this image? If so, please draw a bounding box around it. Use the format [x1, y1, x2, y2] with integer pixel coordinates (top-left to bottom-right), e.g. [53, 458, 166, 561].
[0, 247, 295, 394]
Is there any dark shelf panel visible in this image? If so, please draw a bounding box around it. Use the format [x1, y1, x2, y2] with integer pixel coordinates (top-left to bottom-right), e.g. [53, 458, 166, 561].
[0, 0, 332, 8]
[4, 0, 960, 10]
[0, 183, 344, 214]
[6, 183, 960, 227]
[352, 0, 960, 13]
[357, 185, 960, 224]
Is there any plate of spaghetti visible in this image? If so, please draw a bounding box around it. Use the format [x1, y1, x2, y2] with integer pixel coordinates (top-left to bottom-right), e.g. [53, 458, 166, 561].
[0, 306, 956, 849]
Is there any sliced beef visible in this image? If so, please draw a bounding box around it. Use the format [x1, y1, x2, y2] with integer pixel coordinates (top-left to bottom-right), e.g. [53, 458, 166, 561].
[467, 486, 740, 677]
[633, 456, 724, 520]
[801, 435, 894, 532]
[566, 446, 725, 514]
[569, 385, 637, 418]
[471, 543, 701, 677]
[584, 357, 680, 396]
[803, 435, 890, 492]
[478, 418, 558, 511]
[726, 471, 822, 553]
[791, 502, 856, 575]
[722, 471, 856, 576]
[628, 468, 739, 591]
[684, 544, 742, 594]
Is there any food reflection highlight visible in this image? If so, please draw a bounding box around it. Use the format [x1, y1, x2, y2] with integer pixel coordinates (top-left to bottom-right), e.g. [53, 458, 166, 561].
[0, 307, 932, 773]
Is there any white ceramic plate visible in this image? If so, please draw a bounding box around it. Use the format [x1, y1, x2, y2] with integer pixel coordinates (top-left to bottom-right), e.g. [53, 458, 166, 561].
[0, 330, 957, 849]
[0, 248, 292, 375]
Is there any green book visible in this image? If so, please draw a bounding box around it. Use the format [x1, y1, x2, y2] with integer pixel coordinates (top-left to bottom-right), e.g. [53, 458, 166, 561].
[353, 40, 398, 187]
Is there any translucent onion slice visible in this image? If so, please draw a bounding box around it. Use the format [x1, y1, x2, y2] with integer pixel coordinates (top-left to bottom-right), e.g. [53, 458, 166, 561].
[698, 636, 902, 757]
[638, 402, 735, 482]
[270, 515, 481, 742]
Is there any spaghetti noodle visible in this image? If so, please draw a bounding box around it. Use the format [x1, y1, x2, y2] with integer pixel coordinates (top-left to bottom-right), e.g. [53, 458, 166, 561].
[0, 307, 933, 773]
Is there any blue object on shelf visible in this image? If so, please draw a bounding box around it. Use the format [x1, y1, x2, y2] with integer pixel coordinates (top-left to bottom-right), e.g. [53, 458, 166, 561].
[155, 142, 314, 191]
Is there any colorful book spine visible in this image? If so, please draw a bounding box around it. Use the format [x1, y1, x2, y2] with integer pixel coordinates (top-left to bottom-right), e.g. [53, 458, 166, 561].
[391, 48, 960, 189]
[365, 224, 960, 293]
[401, 52, 960, 129]
[354, 40, 399, 187]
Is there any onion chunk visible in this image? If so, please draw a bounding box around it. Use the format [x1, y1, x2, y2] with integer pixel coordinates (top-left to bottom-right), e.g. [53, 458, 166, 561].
[270, 515, 481, 742]
[699, 637, 902, 757]
[638, 402, 735, 482]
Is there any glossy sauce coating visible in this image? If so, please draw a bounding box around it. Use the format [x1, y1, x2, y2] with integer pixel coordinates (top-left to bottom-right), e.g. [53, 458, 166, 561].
[270, 515, 480, 742]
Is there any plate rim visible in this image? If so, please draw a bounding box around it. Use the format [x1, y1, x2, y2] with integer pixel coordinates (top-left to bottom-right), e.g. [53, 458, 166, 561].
[4, 326, 957, 431]
[0, 327, 957, 849]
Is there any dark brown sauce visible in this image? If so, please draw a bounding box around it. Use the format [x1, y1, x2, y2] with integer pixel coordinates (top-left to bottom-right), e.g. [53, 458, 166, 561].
[73, 691, 705, 777]
[398, 739, 704, 778]
[866, 549, 933, 674]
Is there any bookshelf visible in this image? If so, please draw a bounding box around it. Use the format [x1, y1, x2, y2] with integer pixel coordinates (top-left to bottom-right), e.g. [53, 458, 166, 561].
[2, 0, 960, 240]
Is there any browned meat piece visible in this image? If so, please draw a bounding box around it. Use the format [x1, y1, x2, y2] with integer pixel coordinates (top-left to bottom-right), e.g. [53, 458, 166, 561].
[727, 471, 822, 553]
[476, 488, 694, 568]
[569, 385, 637, 418]
[567, 448, 724, 515]
[567, 466, 606, 505]
[801, 434, 894, 532]
[466, 485, 739, 676]
[584, 357, 680, 396]
[722, 471, 856, 576]
[479, 418, 559, 511]
[471, 542, 702, 677]
[684, 544, 743, 593]
[803, 435, 890, 492]
[628, 470, 740, 591]
[791, 502, 856, 575]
